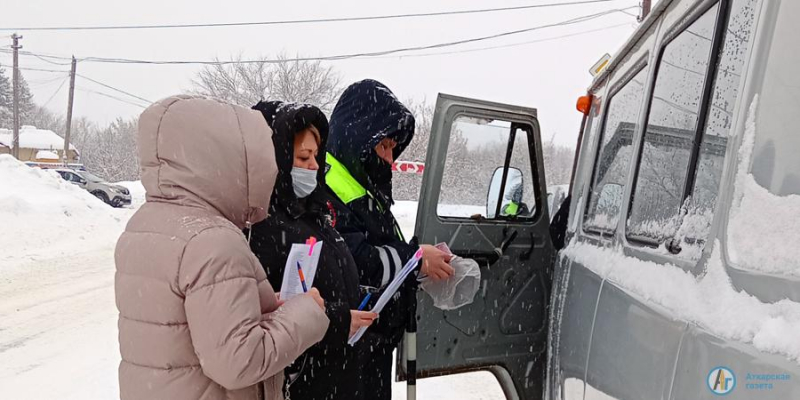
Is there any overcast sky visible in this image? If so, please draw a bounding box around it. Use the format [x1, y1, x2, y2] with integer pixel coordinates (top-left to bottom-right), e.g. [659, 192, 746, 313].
[1, 0, 642, 147]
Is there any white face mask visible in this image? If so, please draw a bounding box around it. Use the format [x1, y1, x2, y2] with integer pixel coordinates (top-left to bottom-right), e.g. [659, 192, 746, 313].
[291, 167, 318, 198]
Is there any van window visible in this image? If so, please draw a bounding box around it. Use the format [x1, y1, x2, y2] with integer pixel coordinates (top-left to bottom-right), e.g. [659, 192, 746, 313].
[437, 116, 536, 219]
[584, 67, 648, 235]
[728, 0, 800, 275]
[627, 3, 721, 245]
[682, 0, 757, 258]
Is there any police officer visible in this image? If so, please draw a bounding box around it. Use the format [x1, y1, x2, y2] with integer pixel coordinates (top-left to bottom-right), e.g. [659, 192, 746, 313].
[324, 80, 454, 400]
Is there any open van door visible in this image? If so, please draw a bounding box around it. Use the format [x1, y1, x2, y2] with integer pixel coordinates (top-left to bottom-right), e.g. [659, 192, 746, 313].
[398, 94, 556, 399]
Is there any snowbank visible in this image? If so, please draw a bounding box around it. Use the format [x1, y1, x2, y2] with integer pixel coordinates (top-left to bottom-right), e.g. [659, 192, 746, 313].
[563, 242, 800, 363]
[728, 97, 800, 276]
[0, 155, 132, 272]
[393, 201, 419, 237]
[116, 180, 146, 209]
[392, 202, 486, 238]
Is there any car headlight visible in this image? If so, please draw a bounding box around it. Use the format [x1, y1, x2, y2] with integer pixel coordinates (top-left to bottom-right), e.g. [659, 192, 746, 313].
[110, 187, 122, 194]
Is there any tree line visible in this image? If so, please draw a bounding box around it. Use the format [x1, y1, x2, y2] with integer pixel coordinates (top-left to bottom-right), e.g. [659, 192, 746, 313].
[0, 67, 140, 182]
[1, 57, 574, 197]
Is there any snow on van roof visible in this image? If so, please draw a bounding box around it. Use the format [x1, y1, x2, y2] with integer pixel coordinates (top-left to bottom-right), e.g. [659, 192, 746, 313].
[0, 126, 77, 152]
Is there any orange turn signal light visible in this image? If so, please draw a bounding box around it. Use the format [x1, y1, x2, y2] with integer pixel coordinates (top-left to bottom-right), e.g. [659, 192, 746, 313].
[576, 95, 593, 115]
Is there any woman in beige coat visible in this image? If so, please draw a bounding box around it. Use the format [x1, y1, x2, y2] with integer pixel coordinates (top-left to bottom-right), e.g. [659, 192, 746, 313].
[115, 95, 329, 400]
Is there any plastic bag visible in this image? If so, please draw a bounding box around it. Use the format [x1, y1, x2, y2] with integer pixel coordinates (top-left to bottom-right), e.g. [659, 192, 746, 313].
[419, 243, 481, 310]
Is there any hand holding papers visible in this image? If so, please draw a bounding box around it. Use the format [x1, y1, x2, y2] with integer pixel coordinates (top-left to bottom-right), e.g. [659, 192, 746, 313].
[280, 239, 323, 301]
[348, 248, 423, 345]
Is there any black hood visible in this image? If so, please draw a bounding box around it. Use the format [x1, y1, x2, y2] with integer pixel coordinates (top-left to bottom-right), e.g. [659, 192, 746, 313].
[327, 79, 415, 206]
[252, 100, 330, 219]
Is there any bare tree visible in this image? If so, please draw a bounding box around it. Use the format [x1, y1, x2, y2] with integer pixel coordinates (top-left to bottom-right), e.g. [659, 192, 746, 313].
[393, 98, 434, 201]
[393, 98, 577, 203]
[25, 105, 65, 133]
[82, 117, 139, 182]
[40, 106, 139, 182]
[399, 98, 434, 163]
[192, 53, 342, 113]
[542, 134, 576, 186]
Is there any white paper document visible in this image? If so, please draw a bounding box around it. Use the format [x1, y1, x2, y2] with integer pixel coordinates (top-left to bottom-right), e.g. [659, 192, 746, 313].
[279, 241, 323, 300]
[348, 247, 423, 346]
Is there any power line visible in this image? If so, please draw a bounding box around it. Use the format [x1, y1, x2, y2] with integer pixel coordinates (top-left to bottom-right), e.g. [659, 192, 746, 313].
[77, 87, 148, 108]
[363, 22, 633, 60]
[28, 51, 73, 66]
[1, 0, 622, 32]
[40, 75, 70, 108]
[7, 7, 637, 66]
[0, 48, 73, 65]
[76, 73, 152, 104]
[6, 25, 633, 113]
[26, 73, 70, 87]
[0, 62, 68, 73]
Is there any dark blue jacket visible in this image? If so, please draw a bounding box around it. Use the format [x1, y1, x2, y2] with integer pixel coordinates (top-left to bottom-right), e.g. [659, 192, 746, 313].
[325, 80, 417, 343]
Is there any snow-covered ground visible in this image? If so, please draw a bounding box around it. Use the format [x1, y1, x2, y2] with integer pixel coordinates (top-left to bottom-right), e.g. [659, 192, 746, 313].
[0, 155, 133, 275]
[0, 157, 503, 399]
[0, 155, 132, 398]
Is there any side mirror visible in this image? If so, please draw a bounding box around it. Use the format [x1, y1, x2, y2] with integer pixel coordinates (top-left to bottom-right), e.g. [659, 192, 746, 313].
[486, 167, 523, 219]
[78, 178, 87, 185]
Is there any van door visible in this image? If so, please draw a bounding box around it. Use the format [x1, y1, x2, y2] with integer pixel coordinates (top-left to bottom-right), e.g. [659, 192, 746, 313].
[400, 94, 555, 399]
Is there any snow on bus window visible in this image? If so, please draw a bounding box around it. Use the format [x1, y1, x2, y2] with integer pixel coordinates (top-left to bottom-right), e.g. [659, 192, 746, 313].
[628, 0, 757, 261]
[583, 68, 647, 235]
[669, 0, 757, 260]
[729, 1, 800, 275]
[627, 4, 720, 245]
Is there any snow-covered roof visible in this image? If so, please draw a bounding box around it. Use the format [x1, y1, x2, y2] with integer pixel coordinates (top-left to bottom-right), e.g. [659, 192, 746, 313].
[0, 126, 77, 152]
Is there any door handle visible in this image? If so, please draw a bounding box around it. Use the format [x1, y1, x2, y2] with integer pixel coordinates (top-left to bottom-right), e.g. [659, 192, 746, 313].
[521, 233, 535, 261]
[494, 227, 518, 257]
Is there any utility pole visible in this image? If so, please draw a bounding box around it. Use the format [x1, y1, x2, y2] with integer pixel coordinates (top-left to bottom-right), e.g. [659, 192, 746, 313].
[11, 34, 21, 160]
[63, 56, 77, 166]
[639, 0, 652, 22]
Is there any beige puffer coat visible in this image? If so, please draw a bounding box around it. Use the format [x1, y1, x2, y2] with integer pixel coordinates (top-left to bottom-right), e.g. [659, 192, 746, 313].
[115, 95, 329, 400]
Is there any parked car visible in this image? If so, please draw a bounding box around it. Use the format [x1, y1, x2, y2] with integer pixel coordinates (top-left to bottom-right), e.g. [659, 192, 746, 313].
[395, 0, 800, 399]
[55, 169, 132, 208]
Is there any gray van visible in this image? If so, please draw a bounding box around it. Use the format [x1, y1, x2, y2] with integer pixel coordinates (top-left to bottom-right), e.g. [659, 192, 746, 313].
[398, 0, 800, 398]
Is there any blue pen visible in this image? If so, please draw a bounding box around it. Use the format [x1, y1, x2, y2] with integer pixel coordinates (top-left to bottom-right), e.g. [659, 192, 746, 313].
[296, 261, 308, 293]
[356, 292, 372, 311]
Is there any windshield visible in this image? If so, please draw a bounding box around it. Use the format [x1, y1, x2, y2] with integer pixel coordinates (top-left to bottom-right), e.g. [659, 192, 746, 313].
[78, 171, 106, 183]
[727, 0, 800, 276]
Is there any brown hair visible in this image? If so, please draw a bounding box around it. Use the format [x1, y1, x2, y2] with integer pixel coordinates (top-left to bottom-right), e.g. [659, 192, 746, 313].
[296, 124, 321, 146]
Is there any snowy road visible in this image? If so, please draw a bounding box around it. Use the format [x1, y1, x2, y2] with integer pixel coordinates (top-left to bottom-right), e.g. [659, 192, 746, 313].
[0, 242, 504, 400]
[0, 245, 120, 399]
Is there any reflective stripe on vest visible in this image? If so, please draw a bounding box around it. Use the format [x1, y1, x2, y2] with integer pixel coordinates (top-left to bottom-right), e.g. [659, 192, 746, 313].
[326, 153, 367, 204]
[326, 153, 405, 241]
[503, 202, 519, 216]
